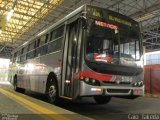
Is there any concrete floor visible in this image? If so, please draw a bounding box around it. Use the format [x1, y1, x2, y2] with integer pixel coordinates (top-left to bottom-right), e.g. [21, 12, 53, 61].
[0, 81, 92, 120]
[0, 81, 160, 120]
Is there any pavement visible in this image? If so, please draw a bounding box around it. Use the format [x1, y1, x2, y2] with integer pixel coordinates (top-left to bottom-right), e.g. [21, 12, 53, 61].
[0, 81, 92, 120]
[1, 81, 160, 120]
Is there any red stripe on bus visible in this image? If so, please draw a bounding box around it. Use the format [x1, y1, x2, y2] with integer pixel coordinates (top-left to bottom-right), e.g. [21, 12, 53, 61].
[74, 71, 112, 81]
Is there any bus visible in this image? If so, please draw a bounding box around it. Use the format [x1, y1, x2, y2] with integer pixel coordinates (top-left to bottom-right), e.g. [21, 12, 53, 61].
[8, 4, 144, 104]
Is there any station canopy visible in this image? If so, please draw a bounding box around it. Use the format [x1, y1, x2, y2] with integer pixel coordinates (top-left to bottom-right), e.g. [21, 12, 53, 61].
[0, 0, 160, 58]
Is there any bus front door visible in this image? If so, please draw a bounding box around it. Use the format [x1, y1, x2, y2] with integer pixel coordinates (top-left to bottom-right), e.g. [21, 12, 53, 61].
[62, 21, 81, 98]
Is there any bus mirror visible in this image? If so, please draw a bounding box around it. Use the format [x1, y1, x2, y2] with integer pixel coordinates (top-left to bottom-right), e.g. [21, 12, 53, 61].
[81, 16, 87, 29]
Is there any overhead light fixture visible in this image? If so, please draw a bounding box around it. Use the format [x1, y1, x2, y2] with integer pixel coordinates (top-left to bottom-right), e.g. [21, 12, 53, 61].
[6, 9, 14, 21]
[0, 29, 2, 34]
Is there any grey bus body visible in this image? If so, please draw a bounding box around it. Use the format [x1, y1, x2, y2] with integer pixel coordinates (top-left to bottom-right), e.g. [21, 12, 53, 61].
[8, 4, 144, 103]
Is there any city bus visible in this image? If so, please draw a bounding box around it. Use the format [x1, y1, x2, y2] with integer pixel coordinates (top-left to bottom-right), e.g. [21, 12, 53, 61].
[8, 4, 144, 104]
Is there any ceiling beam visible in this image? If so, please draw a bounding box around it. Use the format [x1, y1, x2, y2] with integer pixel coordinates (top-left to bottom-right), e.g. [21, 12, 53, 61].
[143, 30, 160, 37]
[129, 1, 160, 18]
[0, 46, 5, 53]
[107, 0, 125, 9]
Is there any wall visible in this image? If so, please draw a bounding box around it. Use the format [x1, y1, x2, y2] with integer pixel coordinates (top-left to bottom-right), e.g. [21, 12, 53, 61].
[144, 65, 160, 95]
[0, 58, 10, 81]
[145, 51, 160, 65]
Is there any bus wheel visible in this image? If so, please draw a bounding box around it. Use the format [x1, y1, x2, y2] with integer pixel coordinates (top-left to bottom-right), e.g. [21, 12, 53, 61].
[47, 80, 59, 104]
[94, 96, 111, 104]
[13, 76, 25, 93]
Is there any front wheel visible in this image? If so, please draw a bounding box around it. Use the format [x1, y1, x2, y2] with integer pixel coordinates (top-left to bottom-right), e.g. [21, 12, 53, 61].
[47, 79, 59, 104]
[94, 96, 111, 104]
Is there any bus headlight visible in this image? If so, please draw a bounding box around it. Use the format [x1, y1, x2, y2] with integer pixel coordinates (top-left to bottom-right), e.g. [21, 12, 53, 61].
[134, 83, 137, 86]
[133, 81, 143, 87]
[85, 78, 89, 82]
[92, 79, 96, 83]
[83, 78, 100, 86]
[138, 81, 143, 87]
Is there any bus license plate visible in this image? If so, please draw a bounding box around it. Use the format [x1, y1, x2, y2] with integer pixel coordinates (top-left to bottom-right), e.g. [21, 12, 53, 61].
[133, 89, 143, 95]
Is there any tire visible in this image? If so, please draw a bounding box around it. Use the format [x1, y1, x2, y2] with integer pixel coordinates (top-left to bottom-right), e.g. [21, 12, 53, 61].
[13, 76, 25, 93]
[94, 96, 111, 104]
[47, 77, 59, 104]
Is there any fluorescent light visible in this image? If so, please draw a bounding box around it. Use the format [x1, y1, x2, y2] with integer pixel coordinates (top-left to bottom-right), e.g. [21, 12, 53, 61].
[0, 29, 2, 34]
[6, 9, 14, 21]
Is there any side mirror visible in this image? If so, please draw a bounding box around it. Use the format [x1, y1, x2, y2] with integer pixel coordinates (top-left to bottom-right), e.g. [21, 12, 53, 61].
[80, 16, 87, 29]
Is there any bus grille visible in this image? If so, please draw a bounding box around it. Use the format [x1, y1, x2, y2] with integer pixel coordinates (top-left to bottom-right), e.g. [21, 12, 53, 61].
[102, 81, 131, 85]
[107, 89, 130, 93]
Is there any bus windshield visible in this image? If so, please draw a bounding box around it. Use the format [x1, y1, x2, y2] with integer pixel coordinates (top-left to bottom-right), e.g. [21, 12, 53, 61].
[86, 19, 141, 66]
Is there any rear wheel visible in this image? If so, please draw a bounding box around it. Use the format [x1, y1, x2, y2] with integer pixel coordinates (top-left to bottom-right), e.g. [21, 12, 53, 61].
[94, 96, 111, 104]
[13, 76, 25, 93]
[47, 77, 59, 104]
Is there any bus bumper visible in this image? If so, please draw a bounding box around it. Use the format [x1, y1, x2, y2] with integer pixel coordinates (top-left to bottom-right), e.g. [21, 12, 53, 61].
[80, 82, 144, 97]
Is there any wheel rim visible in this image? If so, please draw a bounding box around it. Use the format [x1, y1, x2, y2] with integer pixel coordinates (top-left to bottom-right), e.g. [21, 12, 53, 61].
[49, 85, 56, 99]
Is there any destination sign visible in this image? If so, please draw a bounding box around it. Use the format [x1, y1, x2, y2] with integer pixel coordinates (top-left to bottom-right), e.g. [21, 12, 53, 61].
[87, 6, 132, 27]
[87, 7, 103, 18]
[108, 15, 132, 27]
[95, 20, 118, 30]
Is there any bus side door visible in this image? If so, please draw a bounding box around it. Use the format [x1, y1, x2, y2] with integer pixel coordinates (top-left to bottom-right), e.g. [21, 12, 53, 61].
[61, 20, 81, 98]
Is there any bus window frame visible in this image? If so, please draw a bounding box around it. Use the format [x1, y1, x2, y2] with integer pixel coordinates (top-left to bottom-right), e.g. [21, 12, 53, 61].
[13, 24, 65, 63]
[27, 40, 36, 59]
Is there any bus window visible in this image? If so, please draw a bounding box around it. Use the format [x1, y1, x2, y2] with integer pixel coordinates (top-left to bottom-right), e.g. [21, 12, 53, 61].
[55, 25, 64, 38]
[136, 41, 140, 60]
[13, 52, 17, 63]
[23, 46, 28, 54]
[27, 41, 36, 59]
[40, 35, 46, 46]
[20, 48, 24, 62]
[48, 25, 64, 53]
[35, 34, 49, 57]
[36, 39, 40, 48]
[20, 47, 28, 62]
[16, 50, 21, 63]
[35, 39, 41, 57]
[43, 34, 49, 54]
[45, 34, 49, 43]
[28, 41, 36, 51]
[21, 48, 24, 54]
[48, 37, 62, 53]
[50, 25, 64, 41]
[50, 30, 56, 41]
